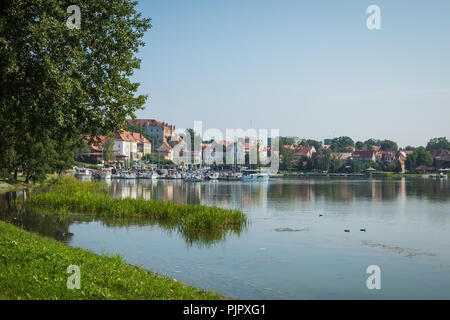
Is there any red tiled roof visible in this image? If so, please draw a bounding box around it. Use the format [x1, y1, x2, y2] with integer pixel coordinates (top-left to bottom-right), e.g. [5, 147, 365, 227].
[115, 130, 138, 142]
[331, 152, 352, 160]
[294, 146, 315, 156]
[83, 135, 107, 151]
[157, 141, 172, 151]
[430, 149, 450, 159]
[130, 132, 151, 144]
[353, 150, 375, 158]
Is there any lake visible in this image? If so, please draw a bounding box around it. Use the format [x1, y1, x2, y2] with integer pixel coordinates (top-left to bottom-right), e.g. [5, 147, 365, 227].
[1, 177, 450, 299]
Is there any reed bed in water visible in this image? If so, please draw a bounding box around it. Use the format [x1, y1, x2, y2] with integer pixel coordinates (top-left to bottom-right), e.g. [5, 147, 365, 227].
[26, 177, 248, 233]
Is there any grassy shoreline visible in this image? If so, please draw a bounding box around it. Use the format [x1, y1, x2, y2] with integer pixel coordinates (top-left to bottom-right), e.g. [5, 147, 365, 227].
[0, 174, 58, 194]
[0, 221, 222, 300]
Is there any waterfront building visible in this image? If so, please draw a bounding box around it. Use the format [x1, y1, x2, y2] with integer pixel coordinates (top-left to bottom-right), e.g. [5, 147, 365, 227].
[127, 119, 176, 149]
[156, 141, 174, 161]
[352, 150, 376, 164]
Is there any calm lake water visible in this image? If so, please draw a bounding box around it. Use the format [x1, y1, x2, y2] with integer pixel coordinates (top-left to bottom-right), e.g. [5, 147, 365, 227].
[1, 177, 450, 299]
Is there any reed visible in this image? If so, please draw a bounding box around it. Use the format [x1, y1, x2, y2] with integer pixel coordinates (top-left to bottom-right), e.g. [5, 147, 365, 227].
[26, 177, 248, 236]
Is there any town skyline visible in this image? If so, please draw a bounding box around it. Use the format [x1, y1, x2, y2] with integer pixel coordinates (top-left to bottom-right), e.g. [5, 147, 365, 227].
[131, 0, 450, 148]
[126, 116, 448, 149]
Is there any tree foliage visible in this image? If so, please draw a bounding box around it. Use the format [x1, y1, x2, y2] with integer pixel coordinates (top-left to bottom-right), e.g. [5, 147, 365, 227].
[0, 0, 151, 181]
[426, 137, 450, 151]
[279, 142, 294, 171]
[330, 136, 354, 152]
[364, 139, 380, 146]
[380, 140, 398, 151]
[405, 147, 434, 171]
[103, 134, 115, 163]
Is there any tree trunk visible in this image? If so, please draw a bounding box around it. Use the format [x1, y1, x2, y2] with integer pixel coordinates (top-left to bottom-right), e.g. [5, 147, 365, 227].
[13, 169, 18, 181]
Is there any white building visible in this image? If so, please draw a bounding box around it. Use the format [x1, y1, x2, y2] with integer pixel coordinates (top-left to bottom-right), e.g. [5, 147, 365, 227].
[114, 130, 138, 160]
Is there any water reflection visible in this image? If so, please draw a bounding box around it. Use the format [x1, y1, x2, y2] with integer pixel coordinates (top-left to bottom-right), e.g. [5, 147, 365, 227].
[0, 177, 448, 248]
[0, 192, 74, 242]
[0, 187, 246, 248]
[105, 177, 449, 207]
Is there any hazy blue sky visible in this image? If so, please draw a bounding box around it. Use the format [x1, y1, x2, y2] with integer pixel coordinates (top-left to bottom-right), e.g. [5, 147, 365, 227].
[132, 0, 450, 147]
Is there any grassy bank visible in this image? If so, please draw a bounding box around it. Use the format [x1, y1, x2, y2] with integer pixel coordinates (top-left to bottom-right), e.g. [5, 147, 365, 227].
[0, 221, 222, 299]
[25, 177, 247, 237]
[0, 174, 58, 194]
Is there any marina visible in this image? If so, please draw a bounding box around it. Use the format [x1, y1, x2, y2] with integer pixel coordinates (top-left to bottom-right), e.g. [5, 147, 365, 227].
[84, 167, 272, 182]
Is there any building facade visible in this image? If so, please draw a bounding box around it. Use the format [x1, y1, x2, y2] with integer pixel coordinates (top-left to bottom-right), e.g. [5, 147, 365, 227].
[127, 119, 175, 149]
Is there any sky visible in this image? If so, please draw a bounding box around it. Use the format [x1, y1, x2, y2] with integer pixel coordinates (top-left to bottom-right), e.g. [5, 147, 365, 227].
[131, 0, 450, 147]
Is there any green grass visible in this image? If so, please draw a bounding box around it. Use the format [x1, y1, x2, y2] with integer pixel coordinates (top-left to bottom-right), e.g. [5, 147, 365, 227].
[0, 174, 58, 194]
[0, 221, 222, 300]
[75, 162, 101, 170]
[25, 177, 248, 244]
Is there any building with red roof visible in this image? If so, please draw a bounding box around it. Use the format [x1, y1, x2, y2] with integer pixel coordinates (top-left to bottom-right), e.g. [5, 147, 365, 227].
[127, 119, 175, 148]
[352, 150, 376, 164]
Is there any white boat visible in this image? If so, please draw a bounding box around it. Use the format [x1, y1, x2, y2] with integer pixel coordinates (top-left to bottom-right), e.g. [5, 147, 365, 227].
[242, 170, 269, 182]
[141, 171, 158, 180]
[440, 173, 448, 180]
[169, 172, 183, 179]
[184, 175, 203, 182]
[75, 168, 92, 177]
[100, 170, 112, 179]
[111, 172, 121, 179]
[206, 172, 219, 180]
[140, 172, 150, 179]
[218, 172, 243, 181]
[150, 172, 159, 180]
[120, 172, 136, 179]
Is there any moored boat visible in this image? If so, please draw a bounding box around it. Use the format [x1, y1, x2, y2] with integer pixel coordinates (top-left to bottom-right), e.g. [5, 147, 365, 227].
[184, 174, 203, 182]
[75, 168, 92, 177]
[242, 170, 269, 182]
[100, 169, 112, 179]
[206, 172, 219, 180]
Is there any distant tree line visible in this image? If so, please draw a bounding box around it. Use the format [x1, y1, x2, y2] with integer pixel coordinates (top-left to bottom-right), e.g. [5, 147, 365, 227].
[279, 136, 449, 173]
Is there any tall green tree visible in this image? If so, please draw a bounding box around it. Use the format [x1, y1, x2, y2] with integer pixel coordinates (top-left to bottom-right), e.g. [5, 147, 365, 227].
[364, 139, 380, 146]
[405, 147, 434, 171]
[355, 141, 364, 150]
[426, 137, 450, 151]
[313, 151, 331, 172]
[415, 147, 434, 167]
[279, 142, 294, 171]
[345, 159, 360, 173]
[103, 134, 115, 163]
[305, 139, 322, 151]
[380, 139, 398, 151]
[0, 0, 151, 181]
[329, 157, 343, 173]
[330, 136, 354, 152]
